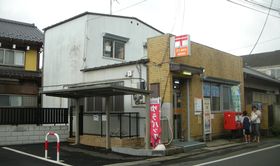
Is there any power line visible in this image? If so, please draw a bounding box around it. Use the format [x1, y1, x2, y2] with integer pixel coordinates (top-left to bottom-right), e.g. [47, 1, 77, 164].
[113, 0, 148, 14]
[249, 0, 273, 54]
[227, 36, 280, 52]
[243, 0, 280, 13]
[227, 0, 280, 19]
[181, 0, 186, 33]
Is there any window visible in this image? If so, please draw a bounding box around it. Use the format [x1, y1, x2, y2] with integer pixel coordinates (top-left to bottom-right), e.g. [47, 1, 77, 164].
[86, 82, 124, 112]
[103, 38, 125, 60]
[0, 95, 37, 107]
[223, 86, 233, 110]
[0, 48, 25, 66]
[203, 82, 239, 112]
[211, 84, 220, 111]
[103, 33, 129, 60]
[271, 69, 280, 79]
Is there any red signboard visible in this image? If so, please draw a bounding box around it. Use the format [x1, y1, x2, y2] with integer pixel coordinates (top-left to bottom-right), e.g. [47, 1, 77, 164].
[150, 98, 161, 148]
[175, 34, 191, 57]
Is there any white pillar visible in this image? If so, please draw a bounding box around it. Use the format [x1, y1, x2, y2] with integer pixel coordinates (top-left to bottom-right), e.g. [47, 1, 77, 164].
[74, 99, 80, 144]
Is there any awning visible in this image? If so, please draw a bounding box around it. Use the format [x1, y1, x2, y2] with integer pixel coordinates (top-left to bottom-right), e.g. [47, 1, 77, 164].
[41, 84, 150, 98]
[170, 62, 204, 75]
[244, 67, 280, 84]
[203, 76, 240, 85]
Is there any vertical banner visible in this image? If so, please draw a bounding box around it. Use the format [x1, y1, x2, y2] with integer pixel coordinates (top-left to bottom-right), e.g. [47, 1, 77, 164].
[150, 97, 161, 148]
[174, 34, 191, 57]
[231, 86, 241, 112]
[203, 98, 212, 135]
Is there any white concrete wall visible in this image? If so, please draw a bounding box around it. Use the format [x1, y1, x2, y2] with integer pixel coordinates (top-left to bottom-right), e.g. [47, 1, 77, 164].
[0, 125, 69, 146]
[84, 15, 161, 68]
[43, 13, 161, 138]
[43, 14, 161, 108]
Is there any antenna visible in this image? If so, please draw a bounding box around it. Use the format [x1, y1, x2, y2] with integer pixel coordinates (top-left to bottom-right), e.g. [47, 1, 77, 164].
[110, 0, 120, 15]
[110, 0, 112, 14]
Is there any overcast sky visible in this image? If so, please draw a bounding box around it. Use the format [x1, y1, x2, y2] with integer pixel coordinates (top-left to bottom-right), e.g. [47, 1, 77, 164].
[0, 0, 280, 55]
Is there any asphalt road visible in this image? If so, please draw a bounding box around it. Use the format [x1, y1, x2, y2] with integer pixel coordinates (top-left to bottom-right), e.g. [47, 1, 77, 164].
[0, 142, 145, 166]
[202, 145, 280, 166]
[0, 147, 55, 166]
[161, 140, 280, 166]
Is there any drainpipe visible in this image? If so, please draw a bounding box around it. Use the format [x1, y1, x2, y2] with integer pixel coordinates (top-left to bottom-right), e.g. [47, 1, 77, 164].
[187, 79, 191, 141]
[145, 95, 150, 149]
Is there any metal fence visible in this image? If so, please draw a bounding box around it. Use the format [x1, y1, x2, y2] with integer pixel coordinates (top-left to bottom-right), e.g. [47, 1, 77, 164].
[83, 112, 139, 138]
[0, 107, 68, 125]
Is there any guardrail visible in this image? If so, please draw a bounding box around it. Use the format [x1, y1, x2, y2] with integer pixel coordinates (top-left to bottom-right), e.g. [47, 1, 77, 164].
[0, 108, 68, 125]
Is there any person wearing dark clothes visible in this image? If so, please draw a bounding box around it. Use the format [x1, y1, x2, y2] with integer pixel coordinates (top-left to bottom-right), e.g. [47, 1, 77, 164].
[242, 111, 251, 143]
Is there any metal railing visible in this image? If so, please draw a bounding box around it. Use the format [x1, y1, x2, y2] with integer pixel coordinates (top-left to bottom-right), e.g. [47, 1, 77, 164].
[0, 107, 68, 125]
[83, 112, 139, 138]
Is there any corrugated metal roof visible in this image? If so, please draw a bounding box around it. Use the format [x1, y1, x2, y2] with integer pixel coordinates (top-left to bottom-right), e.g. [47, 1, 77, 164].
[242, 50, 280, 67]
[243, 67, 280, 84]
[0, 18, 43, 43]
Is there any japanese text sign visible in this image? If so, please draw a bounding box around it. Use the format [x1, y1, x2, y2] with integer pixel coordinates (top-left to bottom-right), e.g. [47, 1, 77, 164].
[175, 34, 191, 57]
[150, 97, 161, 148]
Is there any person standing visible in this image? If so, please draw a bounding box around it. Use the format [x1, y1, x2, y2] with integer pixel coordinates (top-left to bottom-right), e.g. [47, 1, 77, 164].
[242, 111, 251, 143]
[251, 105, 262, 143]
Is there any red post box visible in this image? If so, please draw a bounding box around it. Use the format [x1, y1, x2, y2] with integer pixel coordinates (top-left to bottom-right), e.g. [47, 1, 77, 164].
[224, 111, 242, 130]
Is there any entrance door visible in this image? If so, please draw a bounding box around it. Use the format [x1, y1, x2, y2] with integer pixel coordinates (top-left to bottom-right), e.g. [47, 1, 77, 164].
[173, 88, 182, 139]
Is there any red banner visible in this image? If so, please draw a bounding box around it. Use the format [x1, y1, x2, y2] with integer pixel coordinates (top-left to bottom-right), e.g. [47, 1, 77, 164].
[150, 98, 161, 148]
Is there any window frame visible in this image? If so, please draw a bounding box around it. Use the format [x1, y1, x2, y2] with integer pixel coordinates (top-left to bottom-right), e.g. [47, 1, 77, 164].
[0, 48, 25, 67]
[103, 37, 125, 60]
[0, 94, 37, 107]
[102, 33, 129, 60]
[203, 82, 239, 113]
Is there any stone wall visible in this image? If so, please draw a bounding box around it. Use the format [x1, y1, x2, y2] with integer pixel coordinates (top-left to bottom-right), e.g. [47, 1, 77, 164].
[80, 135, 144, 148]
[0, 125, 69, 146]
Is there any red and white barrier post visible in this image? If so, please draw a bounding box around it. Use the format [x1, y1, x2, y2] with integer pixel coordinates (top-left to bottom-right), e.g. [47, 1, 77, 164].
[45, 131, 60, 162]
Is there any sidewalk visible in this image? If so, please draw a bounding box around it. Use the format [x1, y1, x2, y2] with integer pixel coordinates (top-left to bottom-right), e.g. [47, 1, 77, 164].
[106, 138, 245, 166]
[112, 138, 243, 157]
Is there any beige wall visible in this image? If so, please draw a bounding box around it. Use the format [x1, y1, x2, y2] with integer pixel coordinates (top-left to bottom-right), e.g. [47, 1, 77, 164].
[147, 34, 244, 139]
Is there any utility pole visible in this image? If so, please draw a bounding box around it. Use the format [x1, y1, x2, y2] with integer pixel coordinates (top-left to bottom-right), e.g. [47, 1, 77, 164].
[110, 0, 112, 15]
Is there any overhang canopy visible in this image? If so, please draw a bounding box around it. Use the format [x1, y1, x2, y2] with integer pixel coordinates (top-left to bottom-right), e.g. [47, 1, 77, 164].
[203, 76, 240, 85]
[244, 67, 280, 84]
[42, 84, 150, 98]
[170, 62, 204, 75]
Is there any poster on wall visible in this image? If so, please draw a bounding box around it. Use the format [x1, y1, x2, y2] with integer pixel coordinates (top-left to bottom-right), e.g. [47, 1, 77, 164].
[194, 98, 202, 115]
[231, 86, 241, 112]
[203, 98, 212, 134]
[150, 97, 161, 148]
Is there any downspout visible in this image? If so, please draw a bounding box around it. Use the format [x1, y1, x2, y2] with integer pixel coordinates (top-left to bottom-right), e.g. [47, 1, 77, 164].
[82, 15, 89, 73]
[187, 79, 191, 141]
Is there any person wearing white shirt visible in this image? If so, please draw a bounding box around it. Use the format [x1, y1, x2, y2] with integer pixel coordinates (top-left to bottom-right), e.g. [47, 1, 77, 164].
[251, 105, 262, 143]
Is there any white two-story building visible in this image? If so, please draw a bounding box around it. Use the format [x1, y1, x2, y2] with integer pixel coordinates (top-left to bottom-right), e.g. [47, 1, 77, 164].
[42, 12, 163, 148]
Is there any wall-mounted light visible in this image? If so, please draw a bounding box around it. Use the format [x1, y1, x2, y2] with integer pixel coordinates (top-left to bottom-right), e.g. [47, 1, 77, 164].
[12, 44, 16, 49]
[182, 71, 192, 76]
[26, 46, 30, 50]
[174, 80, 180, 84]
